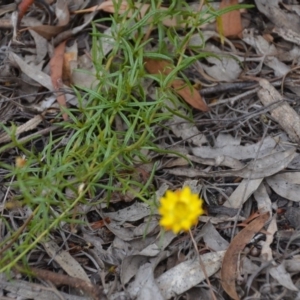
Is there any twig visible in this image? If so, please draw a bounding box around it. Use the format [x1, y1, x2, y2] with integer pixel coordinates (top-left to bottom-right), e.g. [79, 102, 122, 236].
[16, 265, 106, 300]
[230, 122, 270, 241]
[0, 125, 60, 153]
[0, 207, 37, 257]
[189, 229, 217, 300]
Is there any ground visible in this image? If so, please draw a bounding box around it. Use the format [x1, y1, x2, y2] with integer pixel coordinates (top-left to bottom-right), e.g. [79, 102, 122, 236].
[1, 0, 300, 299]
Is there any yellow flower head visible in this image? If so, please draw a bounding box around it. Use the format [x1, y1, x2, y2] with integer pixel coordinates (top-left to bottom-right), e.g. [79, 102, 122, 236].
[15, 156, 26, 168]
[158, 186, 204, 234]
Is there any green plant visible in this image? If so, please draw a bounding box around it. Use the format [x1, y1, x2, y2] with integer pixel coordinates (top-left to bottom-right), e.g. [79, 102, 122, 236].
[0, 0, 251, 272]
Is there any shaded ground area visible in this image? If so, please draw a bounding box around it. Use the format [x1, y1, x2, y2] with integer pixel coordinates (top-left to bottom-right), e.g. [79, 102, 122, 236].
[1, 0, 300, 299]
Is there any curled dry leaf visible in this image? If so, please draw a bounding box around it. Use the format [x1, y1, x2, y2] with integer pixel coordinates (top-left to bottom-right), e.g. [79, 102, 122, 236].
[17, 0, 34, 27]
[221, 212, 270, 300]
[28, 24, 66, 40]
[144, 58, 209, 112]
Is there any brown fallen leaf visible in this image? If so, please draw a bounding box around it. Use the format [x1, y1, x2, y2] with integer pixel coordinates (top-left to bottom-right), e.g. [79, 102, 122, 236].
[218, 0, 243, 38]
[17, 0, 34, 28]
[221, 212, 270, 300]
[144, 58, 209, 112]
[50, 41, 68, 120]
[63, 43, 78, 86]
[26, 24, 66, 40]
[90, 217, 111, 230]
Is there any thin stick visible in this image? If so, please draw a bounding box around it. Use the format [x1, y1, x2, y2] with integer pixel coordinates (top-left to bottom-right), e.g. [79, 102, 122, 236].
[189, 229, 217, 300]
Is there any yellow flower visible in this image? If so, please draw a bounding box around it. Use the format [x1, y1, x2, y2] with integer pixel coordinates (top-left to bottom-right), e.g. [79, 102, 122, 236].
[159, 186, 204, 234]
[15, 156, 26, 168]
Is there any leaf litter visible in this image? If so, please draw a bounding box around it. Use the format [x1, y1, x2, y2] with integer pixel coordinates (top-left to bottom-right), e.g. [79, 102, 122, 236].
[2, 1, 300, 299]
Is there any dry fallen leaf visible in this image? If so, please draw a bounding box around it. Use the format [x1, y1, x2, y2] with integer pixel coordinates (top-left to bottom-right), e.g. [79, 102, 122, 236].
[258, 79, 300, 144]
[63, 42, 78, 86]
[50, 41, 68, 120]
[43, 240, 90, 283]
[221, 212, 270, 300]
[144, 58, 209, 112]
[266, 172, 300, 202]
[218, 0, 243, 38]
[157, 251, 226, 299]
[27, 24, 66, 40]
[17, 0, 34, 27]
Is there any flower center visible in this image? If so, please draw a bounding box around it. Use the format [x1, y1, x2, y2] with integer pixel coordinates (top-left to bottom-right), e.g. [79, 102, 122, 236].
[174, 201, 188, 220]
